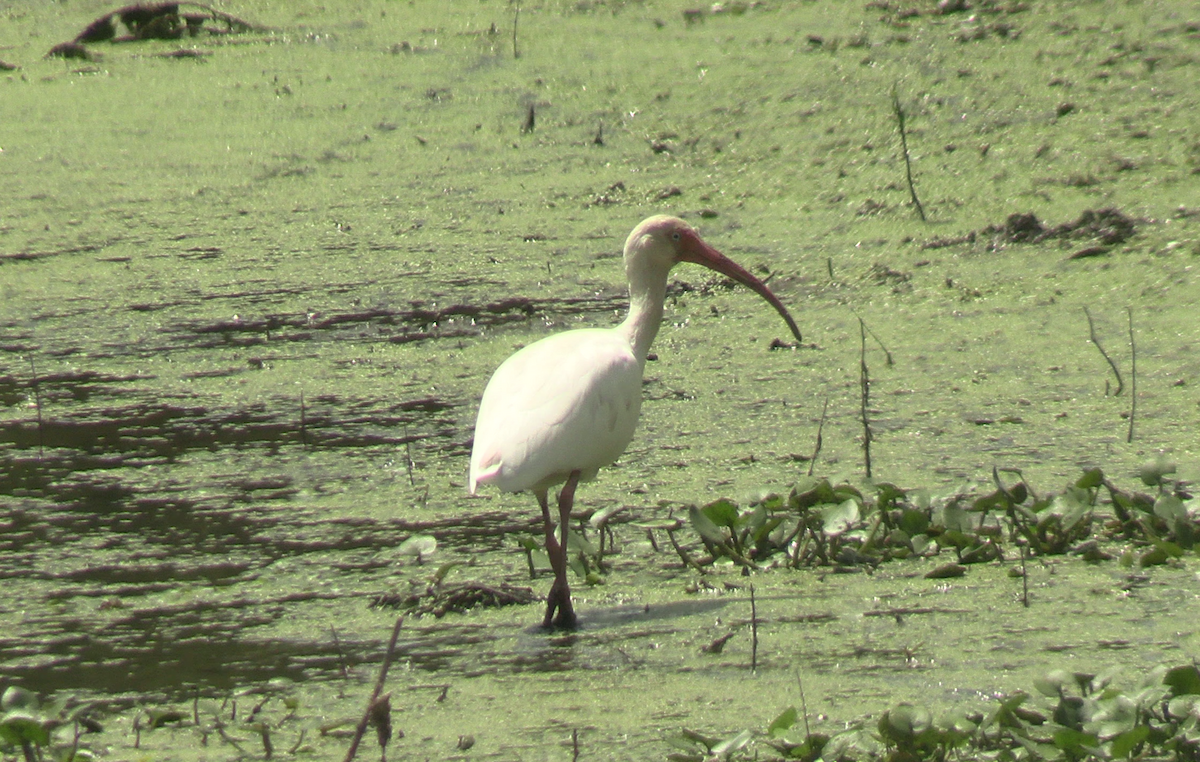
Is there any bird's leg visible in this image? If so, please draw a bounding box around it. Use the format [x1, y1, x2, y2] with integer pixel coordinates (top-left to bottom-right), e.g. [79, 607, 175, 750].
[551, 470, 582, 628]
[536, 488, 563, 627]
[536, 488, 563, 567]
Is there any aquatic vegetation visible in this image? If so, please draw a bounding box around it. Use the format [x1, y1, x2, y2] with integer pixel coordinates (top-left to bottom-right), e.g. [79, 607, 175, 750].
[134, 682, 313, 758]
[678, 467, 1197, 572]
[670, 662, 1200, 762]
[0, 686, 100, 761]
[3, 0, 1198, 757]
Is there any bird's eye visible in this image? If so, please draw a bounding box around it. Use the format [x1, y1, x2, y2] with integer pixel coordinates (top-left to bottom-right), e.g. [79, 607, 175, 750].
[671, 232, 681, 241]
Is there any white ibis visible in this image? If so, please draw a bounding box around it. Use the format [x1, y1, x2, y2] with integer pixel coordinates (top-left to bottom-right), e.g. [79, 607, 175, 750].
[469, 215, 802, 628]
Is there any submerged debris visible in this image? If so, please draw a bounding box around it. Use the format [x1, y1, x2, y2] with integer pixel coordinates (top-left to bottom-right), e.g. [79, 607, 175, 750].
[49, 2, 266, 58]
[154, 48, 210, 59]
[922, 207, 1136, 253]
[371, 582, 537, 618]
[46, 42, 99, 61]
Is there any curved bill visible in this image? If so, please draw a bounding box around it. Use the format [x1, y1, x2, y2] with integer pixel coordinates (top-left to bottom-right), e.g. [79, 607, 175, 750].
[678, 231, 803, 343]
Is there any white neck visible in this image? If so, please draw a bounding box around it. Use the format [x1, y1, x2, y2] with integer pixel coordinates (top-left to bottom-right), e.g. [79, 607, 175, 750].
[617, 257, 670, 367]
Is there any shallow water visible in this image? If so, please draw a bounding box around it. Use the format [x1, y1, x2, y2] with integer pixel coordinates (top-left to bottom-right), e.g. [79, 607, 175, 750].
[1, 0, 1198, 758]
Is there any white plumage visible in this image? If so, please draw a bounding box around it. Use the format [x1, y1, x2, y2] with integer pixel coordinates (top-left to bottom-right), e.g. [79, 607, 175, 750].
[470, 328, 642, 494]
[469, 215, 802, 628]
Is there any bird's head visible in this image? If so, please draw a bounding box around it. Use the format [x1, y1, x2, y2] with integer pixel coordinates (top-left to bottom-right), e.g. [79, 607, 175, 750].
[623, 215, 705, 275]
[623, 215, 803, 343]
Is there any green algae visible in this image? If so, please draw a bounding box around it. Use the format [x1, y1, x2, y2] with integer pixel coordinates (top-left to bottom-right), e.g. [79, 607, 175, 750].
[1, 0, 1199, 759]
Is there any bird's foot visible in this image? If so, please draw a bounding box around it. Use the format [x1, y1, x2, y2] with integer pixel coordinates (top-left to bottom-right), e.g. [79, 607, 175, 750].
[542, 603, 577, 630]
[542, 576, 577, 630]
[552, 605, 577, 629]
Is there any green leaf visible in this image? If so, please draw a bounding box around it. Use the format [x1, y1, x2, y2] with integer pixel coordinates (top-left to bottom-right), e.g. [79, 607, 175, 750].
[702, 498, 740, 529]
[1167, 695, 1200, 720]
[1088, 693, 1138, 738]
[789, 478, 834, 510]
[527, 549, 550, 571]
[1138, 458, 1176, 486]
[1175, 519, 1195, 550]
[820, 499, 859, 537]
[876, 482, 906, 508]
[939, 503, 975, 533]
[1053, 696, 1088, 731]
[985, 691, 1029, 731]
[689, 505, 730, 548]
[1033, 670, 1071, 698]
[937, 711, 978, 740]
[432, 562, 460, 585]
[567, 555, 587, 577]
[1089, 666, 1119, 693]
[1052, 726, 1097, 752]
[710, 728, 752, 757]
[1152, 539, 1184, 559]
[822, 727, 884, 761]
[589, 505, 624, 528]
[1076, 467, 1104, 490]
[631, 518, 683, 531]
[566, 530, 597, 557]
[959, 540, 999, 565]
[0, 712, 51, 746]
[753, 491, 785, 511]
[1053, 488, 1092, 529]
[1164, 665, 1200, 696]
[1139, 546, 1169, 567]
[1110, 725, 1149, 758]
[972, 490, 1005, 513]
[398, 534, 438, 559]
[899, 508, 929, 537]
[788, 732, 830, 758]
[679, 728, 720, 750]
[768, 706, 798, 738]
[753, 516, 785, 546]
[1007, 482, 1029, 504]
[879, 703, 932, 741]
[938, 529, 974, 550]
[1011, 733, 1058, 761]
[886, 528, 911, 547]
[146, 708, 186, 728]
[1011, 502, 1039, 523]
[1154, 495, 1187, 524]
[1, 687, 37, 712]
[832, 483, 865, 504]
[516, 536, 541, 551]
[737, 502, 768, 536]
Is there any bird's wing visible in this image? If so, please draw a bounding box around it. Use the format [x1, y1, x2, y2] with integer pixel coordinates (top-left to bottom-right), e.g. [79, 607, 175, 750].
[469, 329, 644, 494]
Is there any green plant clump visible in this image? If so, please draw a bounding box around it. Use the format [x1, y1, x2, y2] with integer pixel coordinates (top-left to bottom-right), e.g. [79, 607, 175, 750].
[675, 467, 1197, 573]
[0, 685, 100, 761]
[669, 662, 1200, 762]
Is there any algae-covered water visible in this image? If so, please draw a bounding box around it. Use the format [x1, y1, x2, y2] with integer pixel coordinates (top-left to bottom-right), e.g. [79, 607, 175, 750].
[1, 0, 1199, 759]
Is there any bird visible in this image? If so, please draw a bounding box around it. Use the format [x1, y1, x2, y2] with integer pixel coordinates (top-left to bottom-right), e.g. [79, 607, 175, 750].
[469, 215, 803, 628]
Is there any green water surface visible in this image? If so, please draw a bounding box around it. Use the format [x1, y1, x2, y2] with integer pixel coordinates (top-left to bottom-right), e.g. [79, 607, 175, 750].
[1, 0, 1198, 759]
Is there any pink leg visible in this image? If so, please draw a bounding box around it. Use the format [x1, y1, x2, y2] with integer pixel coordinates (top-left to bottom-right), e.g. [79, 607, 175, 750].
[536, 488, 564, 627]
[550, 471, 581, 628]
[535, 472, 581, 629]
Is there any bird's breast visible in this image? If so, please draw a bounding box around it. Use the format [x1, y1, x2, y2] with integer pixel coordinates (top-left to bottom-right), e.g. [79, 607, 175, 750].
[469, 328, 645, 493]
